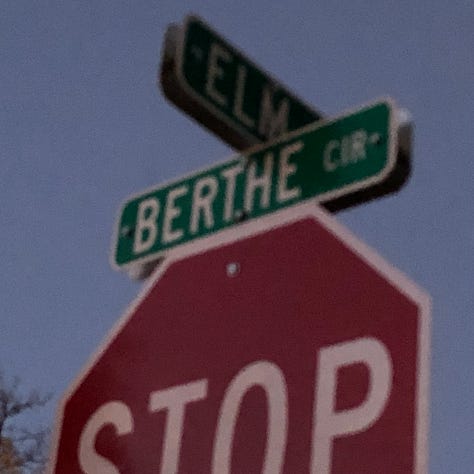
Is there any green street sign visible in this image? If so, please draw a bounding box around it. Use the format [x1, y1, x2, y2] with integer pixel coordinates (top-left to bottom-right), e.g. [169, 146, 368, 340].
[160, 15, 324, 151]
[159, 15, 412, 215]
[112, 99, 397, 269]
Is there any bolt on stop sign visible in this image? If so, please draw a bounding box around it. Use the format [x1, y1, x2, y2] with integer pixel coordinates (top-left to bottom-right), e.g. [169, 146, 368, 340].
[48, 203, 430, 474]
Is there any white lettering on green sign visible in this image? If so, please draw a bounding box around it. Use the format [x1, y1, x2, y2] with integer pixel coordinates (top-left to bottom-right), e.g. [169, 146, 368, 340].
[196, 39, 290, 141]
[113, 100, 394, 268]
[163, 15, 324, 153]
[132, 141, 304, 257]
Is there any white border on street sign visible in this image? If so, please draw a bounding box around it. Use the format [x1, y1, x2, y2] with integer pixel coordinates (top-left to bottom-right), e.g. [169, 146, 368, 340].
[111, 97, 398, 271]
[51, 201, 430, 473]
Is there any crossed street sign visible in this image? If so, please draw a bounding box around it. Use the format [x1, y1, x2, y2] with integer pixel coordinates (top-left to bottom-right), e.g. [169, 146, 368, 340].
[116, 15, 413, 278]
[160, 15, 412, 213]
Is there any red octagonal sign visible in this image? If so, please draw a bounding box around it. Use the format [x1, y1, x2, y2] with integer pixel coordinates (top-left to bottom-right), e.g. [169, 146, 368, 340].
[48, 203, 430, 474]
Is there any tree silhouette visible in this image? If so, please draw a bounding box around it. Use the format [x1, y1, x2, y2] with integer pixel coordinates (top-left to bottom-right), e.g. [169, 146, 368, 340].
[0, 371, 51, 474]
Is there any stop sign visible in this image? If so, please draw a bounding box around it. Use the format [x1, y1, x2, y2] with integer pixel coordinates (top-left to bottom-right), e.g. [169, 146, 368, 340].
[48, 203, 430, 474]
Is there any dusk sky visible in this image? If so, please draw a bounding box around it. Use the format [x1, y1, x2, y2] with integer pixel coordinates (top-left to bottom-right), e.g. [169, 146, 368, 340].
[1, 1, 473, 472]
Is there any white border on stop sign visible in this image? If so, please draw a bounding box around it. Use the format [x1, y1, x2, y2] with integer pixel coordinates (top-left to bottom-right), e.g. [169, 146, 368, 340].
[48, 201, 431, 474]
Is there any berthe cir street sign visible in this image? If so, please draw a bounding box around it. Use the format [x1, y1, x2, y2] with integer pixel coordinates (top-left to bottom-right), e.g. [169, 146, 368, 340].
[50, 203, 431, 473]
[112, 99, 396, 270]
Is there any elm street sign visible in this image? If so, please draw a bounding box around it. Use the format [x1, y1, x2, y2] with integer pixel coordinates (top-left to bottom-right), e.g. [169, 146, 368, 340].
[160, 14, 411, 213]
[160, 14, 324, 151]
[112, 99, 396, 269]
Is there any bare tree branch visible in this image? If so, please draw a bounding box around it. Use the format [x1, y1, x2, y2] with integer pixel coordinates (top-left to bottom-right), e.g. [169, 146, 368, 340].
[0, 370, 51, 473]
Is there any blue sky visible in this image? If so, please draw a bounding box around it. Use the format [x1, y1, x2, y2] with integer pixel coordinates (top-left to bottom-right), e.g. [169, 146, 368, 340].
[1, 1, 473, 472]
